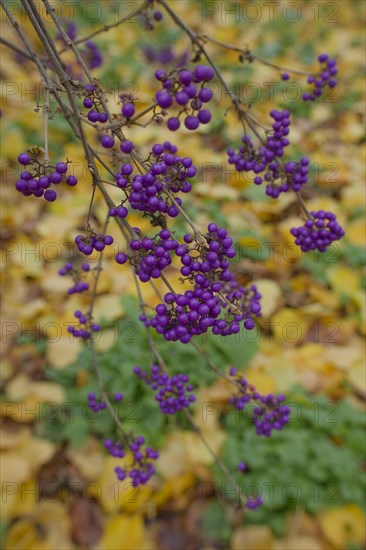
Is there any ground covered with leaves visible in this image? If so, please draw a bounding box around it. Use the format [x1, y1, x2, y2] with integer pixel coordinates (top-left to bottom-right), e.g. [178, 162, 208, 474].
[1, 1, 365, 549]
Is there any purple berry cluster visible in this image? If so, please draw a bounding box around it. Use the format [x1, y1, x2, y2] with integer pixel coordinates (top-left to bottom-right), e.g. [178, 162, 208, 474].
[177, 223, 236, 284]
[303, 54, 338, 101]
[87, 392, 107, 412]
[127, 142, 196, 216]
[290, 210, 345, 252]
[219, 280, 262, 332]
[143, 276, 261, 343]
[16, 153, 77, 202]
[155, 65, 214, 131]
[228, 110, 310, 198]
[55, 22, 103, 71]
[133, 365, 195, 413]
[68, 310, 101, 339]
[83, 84, 108, 123]
[115, 229, 178, 282]
[58, 261, 90, 294]
[85, 40, 103, 70]
[228, 368, 290, 437]
[75, 233, 114, 255]
[105, 435, 159, 486]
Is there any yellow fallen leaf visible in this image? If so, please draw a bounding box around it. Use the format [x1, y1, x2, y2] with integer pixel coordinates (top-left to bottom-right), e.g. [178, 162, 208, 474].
[254, 279, 282, 318]
[244, 369, 276, 394]
[231, 525, 273, 550]
[0, 453, 31, 485]
[319, 504, 366, 549]
[100, 514, 151, 550]
[46, 337, 82, 369]
[152, 472, 195, 509]
[346, 218, 366, 247]
[327, 265, 360, 297]
[348, 358, 366, 395]
[0, 426, 31, 450]
[92, 294, 124, 322]
[18, 437, 55, 472]
[3, 519, 50, 550]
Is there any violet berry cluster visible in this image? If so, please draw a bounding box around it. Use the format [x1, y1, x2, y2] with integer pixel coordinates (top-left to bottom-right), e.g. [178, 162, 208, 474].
[87, 392, 107, 412]
[17, 153, 77, 202]
[228, 368, 290, 437]
[133, 365, 195, 414]
[83, 84, 108, 124]
[87, 391, 123, 413]
[177, 223, 237, 284]
[290, 210, 345, 252]
[67, 310, 101, 339]
[303, 54, 338, 101]
[127, 142, 196, 216]
[105, 435, 159, 486]
[115, 229, 178, 282]
[143, 278, 261, 343]
[55, 22, 103, 71]
[155, 65, 214, 131]
[228, 110, 309, 198]
[75, 232, 114, 255]
[58, 261, 90, 294]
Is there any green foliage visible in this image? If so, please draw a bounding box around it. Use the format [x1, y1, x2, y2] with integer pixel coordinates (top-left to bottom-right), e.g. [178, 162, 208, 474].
[211, 387, 366, 537]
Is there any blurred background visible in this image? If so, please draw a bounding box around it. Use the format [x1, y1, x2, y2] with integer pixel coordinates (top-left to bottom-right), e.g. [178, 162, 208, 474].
[0, 0, 365, 548]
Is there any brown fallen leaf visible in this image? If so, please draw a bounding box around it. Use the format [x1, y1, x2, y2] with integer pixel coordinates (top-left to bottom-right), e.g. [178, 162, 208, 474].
[70, 495, 103, 548]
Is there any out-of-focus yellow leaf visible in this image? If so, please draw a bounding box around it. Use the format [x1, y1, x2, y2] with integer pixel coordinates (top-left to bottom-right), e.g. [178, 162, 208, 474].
[46, 337, 82, 369]
[1, 454, 31, 485]
[100, 514, 151, 550]
[3, 519, 49, 550]
[152, 472, 195, 509]
[67, 438, 104, 480]
[327, 265, 360, 296]
[244, 369, 276, 394]
[231, 525, 273, 549]
[319, 504, 366, 549]
[93, 294, 124, 322]
[348, 358, 366, 395]
[0, 426, 31, 450]
[254, 279, 282, 318]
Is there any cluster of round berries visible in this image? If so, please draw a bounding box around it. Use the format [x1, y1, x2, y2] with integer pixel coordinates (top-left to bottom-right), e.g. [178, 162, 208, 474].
[115, 229, 178, 282]
[109, 434, 159, 486]
[83, 84, 108, 123]
[155, 65, 214, 131]
[68, 310, 101, 339]
[228, 110, 305, 198]
[228, 368, 290, 437]
[177, 223, 236, 284]
[88, 391, 123, 414]
[87, 392, 107, 412]
[219, 281, 262, 332]
[85, 40, 103, 70]
[303, 54, 338, 101]
[58, 261, 90, 294]
[75, 233, 114, 255]
[133, 365, 195, 414]
[290, 210, 345, 252]
[143, 288, 222, 343]
[127, 142, 196, 216]
[16, 154, 77, 202]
